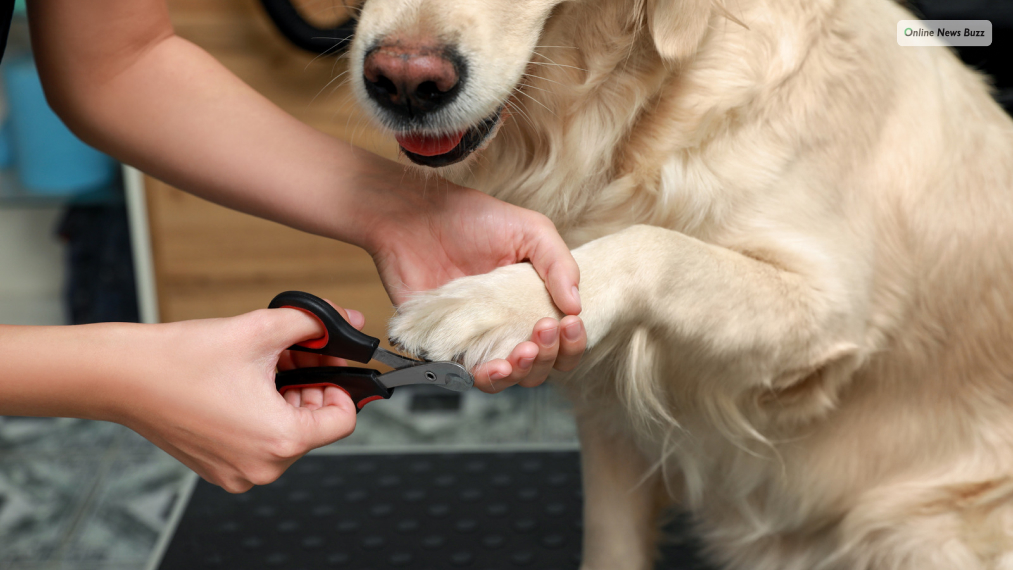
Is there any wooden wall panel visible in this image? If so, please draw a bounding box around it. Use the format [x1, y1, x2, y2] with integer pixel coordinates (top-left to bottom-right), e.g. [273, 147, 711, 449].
[148, 0, 398, 344]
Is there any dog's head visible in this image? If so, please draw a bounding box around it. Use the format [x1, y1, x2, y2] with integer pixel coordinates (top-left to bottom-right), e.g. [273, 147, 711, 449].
[349, 0, 714, 168]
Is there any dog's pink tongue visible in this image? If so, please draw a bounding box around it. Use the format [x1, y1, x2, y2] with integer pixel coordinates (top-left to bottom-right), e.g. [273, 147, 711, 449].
[395, 131, 466, 157]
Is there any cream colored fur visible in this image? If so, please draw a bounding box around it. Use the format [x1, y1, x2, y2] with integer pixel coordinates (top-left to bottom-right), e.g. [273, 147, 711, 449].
[351, 0, 1013, 568]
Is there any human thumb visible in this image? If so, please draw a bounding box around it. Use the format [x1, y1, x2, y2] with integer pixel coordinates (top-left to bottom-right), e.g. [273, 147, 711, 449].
[259, 307, 330, 352]
[260, 302, 364, 352]
[529, 241, 582, 315]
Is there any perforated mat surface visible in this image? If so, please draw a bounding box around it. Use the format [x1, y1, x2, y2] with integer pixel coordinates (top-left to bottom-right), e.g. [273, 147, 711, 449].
[156, 451, 712, 570]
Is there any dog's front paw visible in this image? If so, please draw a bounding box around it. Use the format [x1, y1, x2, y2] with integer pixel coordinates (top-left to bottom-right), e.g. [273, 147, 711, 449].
[389, 263, 560, 369]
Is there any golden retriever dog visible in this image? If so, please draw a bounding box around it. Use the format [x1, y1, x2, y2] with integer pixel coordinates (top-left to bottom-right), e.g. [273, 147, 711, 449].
[348, 0, 1013, 567]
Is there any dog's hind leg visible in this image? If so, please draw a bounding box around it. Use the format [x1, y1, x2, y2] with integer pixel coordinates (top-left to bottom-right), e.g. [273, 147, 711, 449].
[578, 414, 668, 570]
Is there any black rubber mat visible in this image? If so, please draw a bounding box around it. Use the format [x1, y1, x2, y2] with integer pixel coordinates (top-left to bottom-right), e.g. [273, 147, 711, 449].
[157, 451, 713, 570]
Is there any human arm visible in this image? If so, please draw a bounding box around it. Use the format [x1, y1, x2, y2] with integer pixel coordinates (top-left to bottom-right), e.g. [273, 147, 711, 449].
[27, 0, 585, 389]
[0, 307, 363, 493]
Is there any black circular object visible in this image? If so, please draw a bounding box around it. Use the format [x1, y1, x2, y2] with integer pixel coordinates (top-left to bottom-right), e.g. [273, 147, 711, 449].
[312, 505, 336, 517]
[370, 503, 394, 517]
[396, 519, 420, 533]
[465, 460, 487, 472]
[547, 473, 569, 486]
[455, 519, 478, 533]
[389, 551, 413, 566]
[410, 460, 433, 472]
[257, 2, 357, 55]
[265, 552, 290, 566]
[486, 503, 508, 517]
[301, 536, 325, 550]
[545, 503, 566, 516]
[288, 490, 310, 502]
[512, 518, 537, 533]
[345, 490, 368, 503]
[481, 534, 505, 549]
[517, 488, 539, 501]
[428, 503, 451, 517]
[520, 460, 543, 473]
[403, 489, 427, 502]
[541, 534, 566, 549]
[325, 552, 350, 565]
[322, 475, 345, 487]
[511, 550, 535, 566]
[434, 474, 457, 487]
[460, 488, 482, 501]
[421, 535, 446, 549]
[336, 520, 361, 534]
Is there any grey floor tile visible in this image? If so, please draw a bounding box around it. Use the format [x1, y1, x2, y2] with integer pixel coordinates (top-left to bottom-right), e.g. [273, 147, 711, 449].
[51, 563, 144, 570]
[60, 446, 189, 567]
[325, 383, 577, 449]
[533, 384, 580, 443]
[0, 454, 107, 565]
[0, 418, 128, 457]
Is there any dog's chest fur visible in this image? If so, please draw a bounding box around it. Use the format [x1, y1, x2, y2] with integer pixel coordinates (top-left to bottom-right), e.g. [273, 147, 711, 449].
[436, 0, 1013, 564]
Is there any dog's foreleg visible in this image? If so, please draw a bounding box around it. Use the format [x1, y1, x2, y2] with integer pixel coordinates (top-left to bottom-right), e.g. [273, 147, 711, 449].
[390, 222, 863, 415]
[570, 224, 863, 405]
[578, 414, 665, 570]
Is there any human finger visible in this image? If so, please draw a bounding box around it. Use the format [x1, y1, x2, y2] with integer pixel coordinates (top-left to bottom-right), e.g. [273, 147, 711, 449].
[554, 316, 587, 372]
[517, 318, 560, 388]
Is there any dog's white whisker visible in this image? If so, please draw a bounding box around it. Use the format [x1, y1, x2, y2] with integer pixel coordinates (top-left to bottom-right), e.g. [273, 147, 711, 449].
[511, 87, 556, 116]
[526, 60, 588, 73]
[503, 99, 537, 132]
[312, 70, 351, 104]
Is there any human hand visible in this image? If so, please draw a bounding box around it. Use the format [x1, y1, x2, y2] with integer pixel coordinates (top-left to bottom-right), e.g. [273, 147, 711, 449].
[113, 306, 363, 493]
[361, 174, 588, 387]
[472, 315, 588, 393]
[366, 182, 581, 313]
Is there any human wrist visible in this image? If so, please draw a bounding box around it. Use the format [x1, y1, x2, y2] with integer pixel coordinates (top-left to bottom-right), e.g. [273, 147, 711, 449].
[326, 153, 435, 254]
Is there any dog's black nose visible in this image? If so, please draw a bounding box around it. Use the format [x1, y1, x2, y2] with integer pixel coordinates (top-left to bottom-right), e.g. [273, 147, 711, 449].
[363, 42, 464, 118]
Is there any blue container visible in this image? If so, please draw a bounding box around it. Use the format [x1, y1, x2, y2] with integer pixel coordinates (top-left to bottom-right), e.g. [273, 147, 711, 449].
[0, 120, 12, 168]
[2, 56, 116, 194]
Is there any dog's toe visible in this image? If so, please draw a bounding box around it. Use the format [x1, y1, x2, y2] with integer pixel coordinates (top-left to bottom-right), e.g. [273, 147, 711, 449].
[388, 264, 560, 369]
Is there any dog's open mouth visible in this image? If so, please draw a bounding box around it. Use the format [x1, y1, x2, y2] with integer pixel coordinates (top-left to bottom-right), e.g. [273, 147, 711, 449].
[394, 109, 502, 167]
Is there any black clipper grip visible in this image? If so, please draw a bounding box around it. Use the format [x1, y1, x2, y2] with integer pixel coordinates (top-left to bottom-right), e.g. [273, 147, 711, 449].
[275, 367, 394, 413]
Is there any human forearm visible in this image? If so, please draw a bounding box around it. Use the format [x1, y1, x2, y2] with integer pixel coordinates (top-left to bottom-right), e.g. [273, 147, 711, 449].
[28, 0, 401, 249]
[0, 323, 151, 420]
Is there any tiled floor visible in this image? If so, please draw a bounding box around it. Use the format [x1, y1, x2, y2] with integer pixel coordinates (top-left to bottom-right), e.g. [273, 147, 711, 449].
[0, 418, 189, 570]
[0, 385, 578, 570]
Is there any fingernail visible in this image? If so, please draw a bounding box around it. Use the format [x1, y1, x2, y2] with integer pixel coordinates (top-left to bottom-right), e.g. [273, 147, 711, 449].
[519, 357, 534, 370]
[571, 286, 582, 312]
[489, 371, 506, 382]
[346, 309, 364, 327]
[537, 326, 558, 346]
[563, 321, 582, 341]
